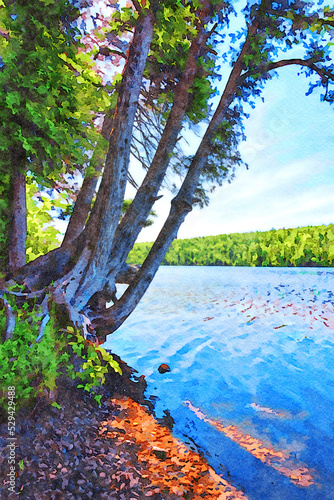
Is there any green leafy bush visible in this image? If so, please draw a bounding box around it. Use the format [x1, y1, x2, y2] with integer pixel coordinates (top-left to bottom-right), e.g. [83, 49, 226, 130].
[0, 298, 70, 410]
[67, 328, 122, 394]
[0, 300, 121, 412]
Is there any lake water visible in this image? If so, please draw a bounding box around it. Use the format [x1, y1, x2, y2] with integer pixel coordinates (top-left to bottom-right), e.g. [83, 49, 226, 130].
[105, 266, 334, 499]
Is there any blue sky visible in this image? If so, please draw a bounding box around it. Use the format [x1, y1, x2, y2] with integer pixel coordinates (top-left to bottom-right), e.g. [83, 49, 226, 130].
[133, 63, 334, 242]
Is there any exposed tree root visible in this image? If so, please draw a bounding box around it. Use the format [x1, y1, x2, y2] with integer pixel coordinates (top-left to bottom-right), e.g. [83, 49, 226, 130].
[0, 294, 15, 341]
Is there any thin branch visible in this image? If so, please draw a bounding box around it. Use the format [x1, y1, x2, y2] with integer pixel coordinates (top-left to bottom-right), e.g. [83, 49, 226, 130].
[131, 0, 143, 15]
[0, 284, 45, 300]
[240, 57, 332, 82]
[63, 60, 80, 77]
[132, 129, 157, 155]
[206, 22, 219, 39]
[319, 18, 334, 27]
[298, 13, 334, 29]
[127, 171, 139, 189]
[265, 58, 330, 80]
[206, 46, 218, 56]
[130, 147, 150, 170]
[94, 47, 127, 60]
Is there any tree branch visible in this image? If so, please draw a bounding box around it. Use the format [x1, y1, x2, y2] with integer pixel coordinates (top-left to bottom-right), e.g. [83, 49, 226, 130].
[1, 287, 45, 300]
[131, 0, 143, 15]
[93, 47, 127, 60]
[319, 18, 334, 27]
[240, 57, 332, 82]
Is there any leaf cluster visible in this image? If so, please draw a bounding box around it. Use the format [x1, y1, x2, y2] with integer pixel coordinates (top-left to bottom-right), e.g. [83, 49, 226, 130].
[121, 198, 157, 227]
[67, 327, 122, 395]
[0, 0, 111, 180]
[26, 180, 65, 262]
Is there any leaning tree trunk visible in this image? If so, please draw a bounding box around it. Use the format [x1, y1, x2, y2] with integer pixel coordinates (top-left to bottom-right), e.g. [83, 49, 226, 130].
[50, 7, 156, 318]
[61, 107, 116, 247]
[102, 0, 214, 296]
[91, 23, 257, 336]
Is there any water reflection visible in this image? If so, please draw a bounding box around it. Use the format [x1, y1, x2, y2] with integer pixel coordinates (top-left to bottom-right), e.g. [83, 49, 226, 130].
[185, 400, 315, 487]
[108, 266, 334, 499]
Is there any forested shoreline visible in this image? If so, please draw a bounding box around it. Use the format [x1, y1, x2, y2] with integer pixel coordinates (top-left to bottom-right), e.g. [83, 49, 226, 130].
[127, 224, 334, 267]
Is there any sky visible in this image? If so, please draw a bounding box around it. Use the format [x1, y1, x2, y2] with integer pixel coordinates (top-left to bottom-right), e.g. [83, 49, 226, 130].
[131, 63, 334, 243]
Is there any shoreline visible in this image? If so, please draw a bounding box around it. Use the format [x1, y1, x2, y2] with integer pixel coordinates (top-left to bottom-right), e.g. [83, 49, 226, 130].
[0, 354, 247, 499]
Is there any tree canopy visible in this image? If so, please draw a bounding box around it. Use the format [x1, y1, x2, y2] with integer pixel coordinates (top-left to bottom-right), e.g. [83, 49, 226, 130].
[1, 0, 334, 346]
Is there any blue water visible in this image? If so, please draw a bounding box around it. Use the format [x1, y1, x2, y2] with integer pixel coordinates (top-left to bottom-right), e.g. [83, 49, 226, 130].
[105, 266, 334, 499]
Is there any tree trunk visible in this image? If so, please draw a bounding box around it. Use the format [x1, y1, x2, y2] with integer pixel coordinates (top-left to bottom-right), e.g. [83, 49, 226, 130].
[91, 24, 255, 336]
[61, 108, 115, 247]
[8, 171, 26, 273]
[102, 0, 213, 294]
[51, 8, 156, 314]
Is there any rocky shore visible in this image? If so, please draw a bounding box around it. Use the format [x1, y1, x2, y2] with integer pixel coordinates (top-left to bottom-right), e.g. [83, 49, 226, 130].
[0, 355, 246, 499]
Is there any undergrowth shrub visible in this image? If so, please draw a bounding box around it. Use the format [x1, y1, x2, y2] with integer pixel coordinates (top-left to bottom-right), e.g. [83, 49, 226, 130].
[0, 296, 121, 413]
[66, 327, 122, 403]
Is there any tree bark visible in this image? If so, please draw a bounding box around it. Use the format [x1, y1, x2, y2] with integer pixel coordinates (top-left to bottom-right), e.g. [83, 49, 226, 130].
[8, 171, 27, 273]
[61, 167, 102, 247]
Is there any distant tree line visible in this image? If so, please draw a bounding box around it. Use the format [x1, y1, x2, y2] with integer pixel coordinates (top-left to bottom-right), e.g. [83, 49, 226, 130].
[127, 224, 334, 267]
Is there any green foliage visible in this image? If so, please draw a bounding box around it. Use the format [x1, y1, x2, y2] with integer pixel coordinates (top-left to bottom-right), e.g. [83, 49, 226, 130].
[0, 301, 121, 411]
[127, 242, 153, 265]
[0, 0, 111, 178]
[141, 0, 219, 125]
[26, 180, 65, 262]
[127, 224, 334, 267]
[0, 0, 112, 268]
[68, 329, 122, 395]
[0, 298, 70, 410]
[122, 199, 157, 228]
[51, 401, 61, 409]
